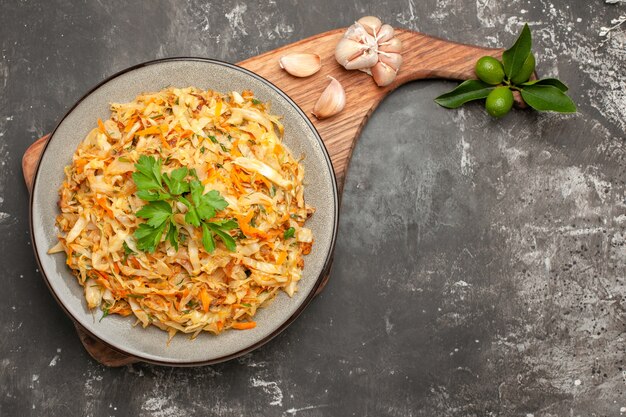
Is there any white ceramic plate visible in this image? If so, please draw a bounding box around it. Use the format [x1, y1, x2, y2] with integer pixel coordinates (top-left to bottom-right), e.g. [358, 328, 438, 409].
[30, 58, 338, 366]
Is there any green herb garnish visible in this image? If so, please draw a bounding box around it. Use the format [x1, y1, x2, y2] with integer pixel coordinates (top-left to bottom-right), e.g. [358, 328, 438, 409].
[122, 241, 134, 262]
[99, 304, 110, 322]
[284, 227, 296, 239]
[132, 156, 238, 253]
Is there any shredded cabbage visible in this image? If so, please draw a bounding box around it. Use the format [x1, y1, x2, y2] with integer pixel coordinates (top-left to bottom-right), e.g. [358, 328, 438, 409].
[52, 87, 314, 338]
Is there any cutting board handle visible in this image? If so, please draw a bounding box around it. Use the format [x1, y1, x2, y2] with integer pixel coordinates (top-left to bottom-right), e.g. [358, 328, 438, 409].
[23, 28, 503, 366]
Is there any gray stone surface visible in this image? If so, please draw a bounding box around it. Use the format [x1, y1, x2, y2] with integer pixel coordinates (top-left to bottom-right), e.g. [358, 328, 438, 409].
[1, 0, 625, 416]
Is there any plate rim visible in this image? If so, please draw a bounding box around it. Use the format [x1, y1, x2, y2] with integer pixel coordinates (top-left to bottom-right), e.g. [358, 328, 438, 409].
[28, 57, 339, 366]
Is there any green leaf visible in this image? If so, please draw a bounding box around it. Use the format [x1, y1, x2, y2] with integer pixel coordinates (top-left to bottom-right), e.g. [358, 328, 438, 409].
[200, 190, 228, 212]
[136, 190, 171, 201]
[284, 227, 296, 239]
[122, 241, 134, 262]
[132, 171, 161, 194]
[211, 219, 238, 230]
[196, 190, 228, 221]
[99, 304, 110, 322]
[162, 167, 189, 196]
[151, 157, 163, 188]
[520, 84, 576, 113]
[136, 201, 172, 228]
[502, 23, 532, 80]
[189, 180, 204, 207]
[166, 220, 179, 251]
[202, 223, 215, 253]
[134, 222, 167, 253]
[185, 207, 201, 227]
[123, 241, 134, 255]
[134, 155, 157, 178]
[196, 205, 216, 221]
[207, 135, 218, 144]
[434, 80, 495, 109]
[134, 155, 162, 187]
[177, 196, 191, 208]
[521, 78, 568, 92]
[208, 224, 236, 251]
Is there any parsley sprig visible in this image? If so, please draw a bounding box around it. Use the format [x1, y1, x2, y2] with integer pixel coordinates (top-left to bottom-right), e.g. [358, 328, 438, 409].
[178, 179, 238, 252]
[131, 155, 237, 254]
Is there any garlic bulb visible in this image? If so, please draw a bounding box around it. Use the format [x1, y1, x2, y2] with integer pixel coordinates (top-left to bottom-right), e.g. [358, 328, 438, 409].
[335, 16, 403, 87]
[312, 76, 346, 119]
[279, 53, 322, 77]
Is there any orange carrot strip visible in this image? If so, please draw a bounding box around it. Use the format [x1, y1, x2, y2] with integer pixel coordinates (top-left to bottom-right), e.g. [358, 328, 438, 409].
[215, 100, 222, 118]
[200, 289, 211, 313]
[124, 117, 137, 132]
[180, 130, 193, 140]
[159, 133, 171, 149]
[232, 321, 256, 330]
[135, 125, 161, 136]
[96, 197, 114, 218]
[97, 118, 106, 133]
[276, 251, 287, 266]
[236, 211, 267, 238]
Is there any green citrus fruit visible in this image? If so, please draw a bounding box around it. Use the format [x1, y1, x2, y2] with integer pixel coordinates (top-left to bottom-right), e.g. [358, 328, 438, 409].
[485, 87, 514, 118]
[510, 52, 535, 84]
[475, 56, 505, 85]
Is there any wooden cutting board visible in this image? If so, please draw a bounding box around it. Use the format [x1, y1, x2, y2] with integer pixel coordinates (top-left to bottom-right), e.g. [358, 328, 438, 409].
[22, 27, 503, 366]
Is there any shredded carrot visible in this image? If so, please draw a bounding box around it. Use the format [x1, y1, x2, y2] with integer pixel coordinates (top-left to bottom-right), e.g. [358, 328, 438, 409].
[124, 117, 137, 132]
[200, 288, 211, 313]
[66, 245, 73, 266]
[135, 125, 161, 136]
[159, 133, 171, 149]
[179, 130, 193, 140]
[97, 118, 106, 133]
[276, 251, 287, 266]
[236, 211, 267, 238]
[232, 321, 256, 330]
[96, 197, 114, 218]
[215, 100, 222, 117]
[94, 271, 112, 290]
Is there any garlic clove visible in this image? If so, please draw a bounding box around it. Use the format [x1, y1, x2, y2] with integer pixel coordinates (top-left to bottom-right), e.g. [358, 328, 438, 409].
[344, 22, 369, 42]
[357, 16, 382, 36]
[279, 53, 322, 78]
[312, 76, 346, 119]
[335, 38, 367, 67]
[344, 49, 379, 70]
[376, 24, 395, 43]
[335, 16, 403, 88]
[379, 37, 402, 53]
[371, 62, 397, 87]
[379, 52, 403, 71]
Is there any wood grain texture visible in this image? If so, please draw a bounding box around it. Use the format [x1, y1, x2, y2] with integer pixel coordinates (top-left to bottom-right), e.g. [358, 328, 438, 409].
[239, 28, 502, 189]
[22, 28, 501, 366]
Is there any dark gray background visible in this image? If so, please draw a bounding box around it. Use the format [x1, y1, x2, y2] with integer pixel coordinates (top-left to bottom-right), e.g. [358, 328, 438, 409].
[2, 1, 625, 416]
